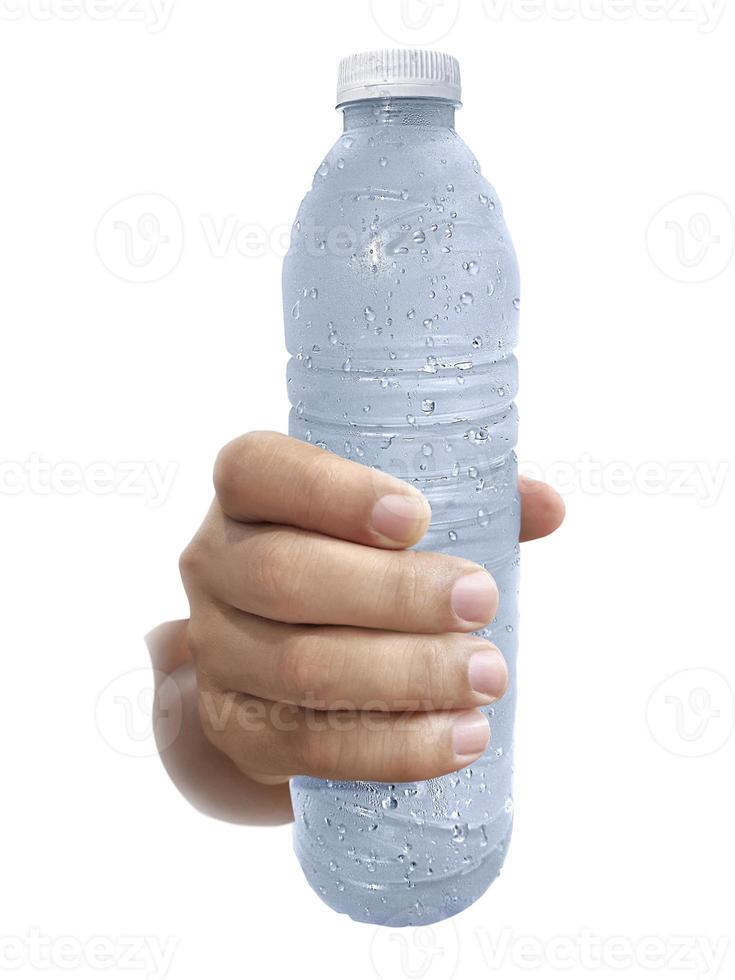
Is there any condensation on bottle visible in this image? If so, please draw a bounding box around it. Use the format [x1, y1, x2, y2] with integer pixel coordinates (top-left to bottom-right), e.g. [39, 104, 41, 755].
[283, 50, 521, 926]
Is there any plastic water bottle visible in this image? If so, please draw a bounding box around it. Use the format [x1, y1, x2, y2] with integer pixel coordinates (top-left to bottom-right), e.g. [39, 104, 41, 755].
[283, 49, 520, 926]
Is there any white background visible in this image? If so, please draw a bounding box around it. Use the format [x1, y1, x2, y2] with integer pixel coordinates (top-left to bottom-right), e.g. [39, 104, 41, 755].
[1, 1, 734, 978]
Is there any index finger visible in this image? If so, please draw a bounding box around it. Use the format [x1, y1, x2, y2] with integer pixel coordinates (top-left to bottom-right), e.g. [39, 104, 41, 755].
[213, 431, 431, 550]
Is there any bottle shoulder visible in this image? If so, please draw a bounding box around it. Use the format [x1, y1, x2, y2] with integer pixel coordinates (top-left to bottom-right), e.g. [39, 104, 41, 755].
[296, 126, 504, 217]
[283, 124, 519, 363]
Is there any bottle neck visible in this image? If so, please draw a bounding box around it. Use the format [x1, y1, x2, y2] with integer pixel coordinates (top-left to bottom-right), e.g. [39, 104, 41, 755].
[341, 98, 457, 132]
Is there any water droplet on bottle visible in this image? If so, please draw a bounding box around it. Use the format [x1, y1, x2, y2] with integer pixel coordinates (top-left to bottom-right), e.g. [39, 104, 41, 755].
[513, 297, 521, 310]
[472, 336, 483, 349]
[452, 824, 468, 843]
[382, 796, 398, 810]
[379, 156, 388, 167]
[295, 400, 305, 416]
[460, 292, 474, 305]
[448, 530, 458, 542]
[364, 306, 376, 322]
[406, 414, 416, 426]
[478, 509, 490, 527]
[412, 229, 426, 244]
[291, 301, 301, 319]
[421, 399, 435, 415]
[317, 161, 329, 178]
[422, 318, 433, 329]
[363, 404, 371, 413]
[421, 443, 433, 457]
[463, 260, 480, 276]
[407, 309, 416, 320]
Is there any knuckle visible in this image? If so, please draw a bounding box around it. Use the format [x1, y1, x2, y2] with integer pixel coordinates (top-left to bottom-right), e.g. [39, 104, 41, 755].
[178, 536, 208, 591]
[302, 453, 344, 525]
[186, 617, 217, 675]
[281, 634, 332, 705]
[300, 728, 345, 778]
[213, 431, 272, 502]
[410, 636, 448, 708]
[387, 553, 425, 623]
[252, 530, 294, 597]
[383, 724, 421, 783]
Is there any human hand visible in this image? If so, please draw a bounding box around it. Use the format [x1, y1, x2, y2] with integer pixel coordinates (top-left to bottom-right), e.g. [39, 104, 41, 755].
[177, 432, 564, 789]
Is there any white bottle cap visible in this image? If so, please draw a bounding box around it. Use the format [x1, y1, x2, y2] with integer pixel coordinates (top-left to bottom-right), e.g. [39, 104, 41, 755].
[336, 49, 461, 107]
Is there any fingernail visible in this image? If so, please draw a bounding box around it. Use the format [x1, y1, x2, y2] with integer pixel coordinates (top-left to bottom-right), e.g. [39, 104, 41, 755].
[468, 648, 508, 700]
[451, 571, 498, 627]
[371, 492, 430, 544]
[452, 711, 490, 759]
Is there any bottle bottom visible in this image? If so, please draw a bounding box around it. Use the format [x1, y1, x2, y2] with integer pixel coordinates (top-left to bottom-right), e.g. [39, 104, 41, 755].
[293, 821, 513, 927]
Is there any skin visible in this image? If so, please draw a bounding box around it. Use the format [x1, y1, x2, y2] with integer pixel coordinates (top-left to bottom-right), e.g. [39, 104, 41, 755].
[149, 431, 565, 825]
